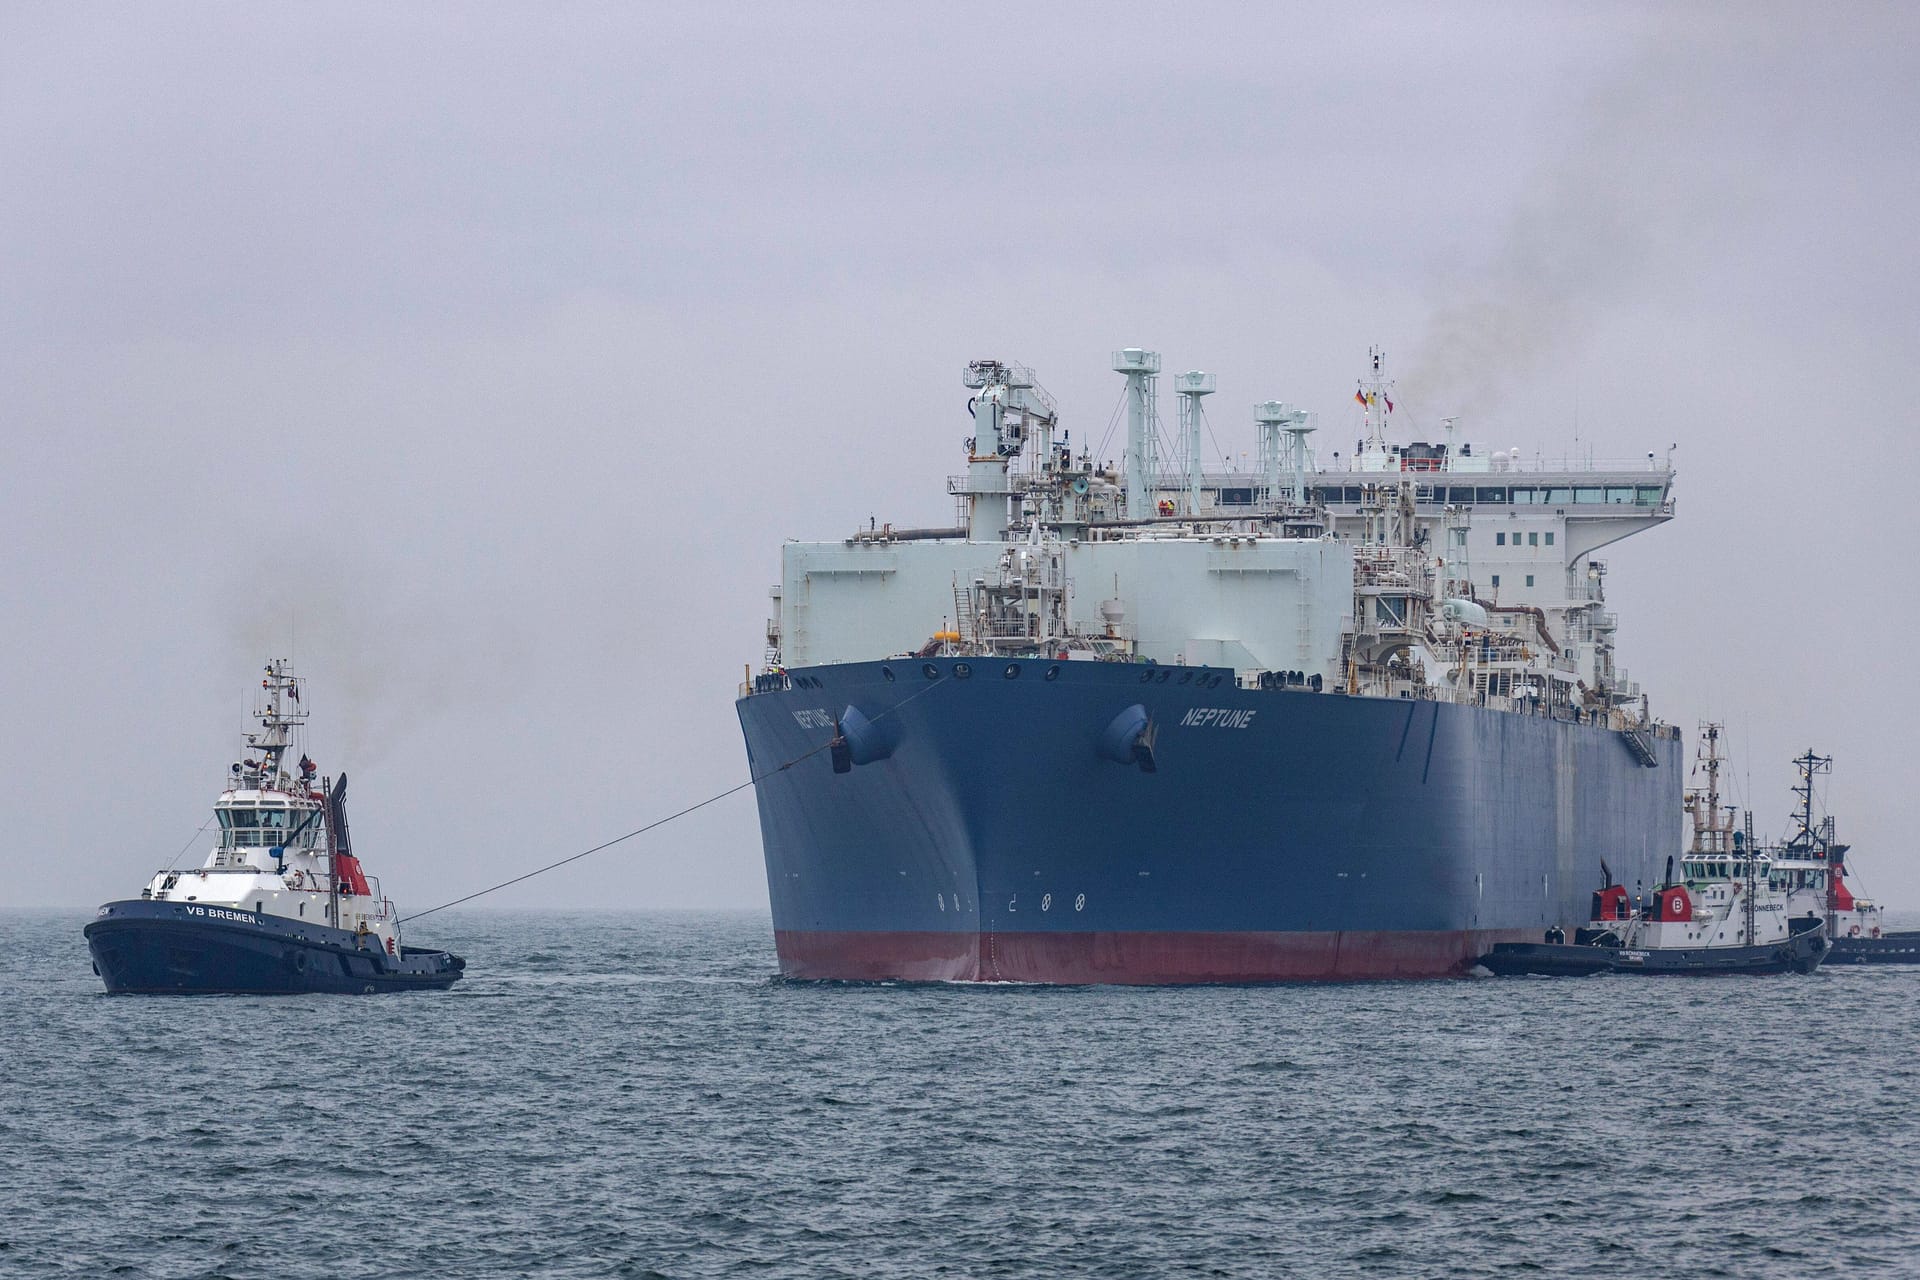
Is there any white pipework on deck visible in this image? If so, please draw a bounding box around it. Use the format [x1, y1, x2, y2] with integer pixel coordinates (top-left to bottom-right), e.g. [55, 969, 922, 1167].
[1113, 348, 1161, 520]
[1174, 370, 1215, 516]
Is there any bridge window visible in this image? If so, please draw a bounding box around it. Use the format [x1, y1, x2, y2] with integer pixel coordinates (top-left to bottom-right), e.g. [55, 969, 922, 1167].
[1476, 488, 1506, 504]
[1575, 488, 1603, 503]
[1449, 487, 1477, 503]
[1636, 486, 1664, 505]
[1606, 487, 1635, 504]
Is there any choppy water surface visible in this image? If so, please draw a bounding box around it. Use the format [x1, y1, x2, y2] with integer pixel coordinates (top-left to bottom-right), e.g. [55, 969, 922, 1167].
[6, 908, 1919, 1278]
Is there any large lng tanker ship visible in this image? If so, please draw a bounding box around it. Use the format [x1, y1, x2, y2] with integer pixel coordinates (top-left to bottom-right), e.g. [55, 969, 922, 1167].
[736, 349, 1682, 982]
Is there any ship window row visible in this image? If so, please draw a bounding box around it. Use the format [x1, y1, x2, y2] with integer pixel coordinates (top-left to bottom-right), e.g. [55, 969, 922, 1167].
[1305, 485, 1664, 507]
[1494, 532, 1555, 547]
[221, 828, 320, 849]
[1683, 859, 1827, 889]
[219, 807, 298, 829]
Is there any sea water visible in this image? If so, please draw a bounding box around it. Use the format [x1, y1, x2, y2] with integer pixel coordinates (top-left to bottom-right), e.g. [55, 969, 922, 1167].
[5, 908, 1918, 1278]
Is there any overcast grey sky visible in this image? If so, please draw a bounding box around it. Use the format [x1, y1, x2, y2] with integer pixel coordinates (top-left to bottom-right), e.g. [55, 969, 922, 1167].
[5, 3, 1916, 913]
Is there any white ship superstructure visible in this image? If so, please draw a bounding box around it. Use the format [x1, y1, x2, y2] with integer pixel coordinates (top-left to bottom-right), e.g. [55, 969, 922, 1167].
[770, 349, 1673, 736]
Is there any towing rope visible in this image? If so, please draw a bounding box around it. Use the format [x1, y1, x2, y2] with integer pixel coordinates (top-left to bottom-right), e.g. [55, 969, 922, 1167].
[398, 674, 946, 923]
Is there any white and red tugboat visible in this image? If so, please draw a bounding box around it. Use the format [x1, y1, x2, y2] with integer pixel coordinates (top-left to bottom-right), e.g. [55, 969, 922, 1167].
[1767, 749, 1920, 964]
[1480, 726, 1828, 977]
[84, 661, 465, 994]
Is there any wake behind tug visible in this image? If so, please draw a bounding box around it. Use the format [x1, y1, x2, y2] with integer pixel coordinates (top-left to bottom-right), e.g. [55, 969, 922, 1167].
[83, 661, 464, 994]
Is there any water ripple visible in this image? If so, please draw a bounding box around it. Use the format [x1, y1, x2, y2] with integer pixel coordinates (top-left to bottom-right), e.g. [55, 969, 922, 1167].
[7, 908, 1920, 1278]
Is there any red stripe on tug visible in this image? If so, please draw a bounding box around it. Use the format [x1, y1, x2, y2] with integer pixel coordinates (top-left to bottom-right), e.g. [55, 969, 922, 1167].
[334, 853, 372, 897]
[773, 929, 1534, 983]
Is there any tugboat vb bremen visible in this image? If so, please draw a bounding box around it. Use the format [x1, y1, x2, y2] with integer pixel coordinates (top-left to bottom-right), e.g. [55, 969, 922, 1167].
[84, 661, 465, 994]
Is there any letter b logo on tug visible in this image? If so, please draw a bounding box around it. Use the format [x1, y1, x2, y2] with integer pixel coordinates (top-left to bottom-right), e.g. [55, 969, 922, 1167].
[1656, 886, 1692, 923]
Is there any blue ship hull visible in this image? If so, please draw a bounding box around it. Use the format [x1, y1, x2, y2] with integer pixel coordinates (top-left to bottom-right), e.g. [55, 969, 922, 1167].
[84, 900, 464, 994]
[737, 657, 1683, 982]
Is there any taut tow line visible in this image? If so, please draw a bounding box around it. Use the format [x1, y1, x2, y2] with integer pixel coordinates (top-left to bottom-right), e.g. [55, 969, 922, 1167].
[398, 675, 945, 923]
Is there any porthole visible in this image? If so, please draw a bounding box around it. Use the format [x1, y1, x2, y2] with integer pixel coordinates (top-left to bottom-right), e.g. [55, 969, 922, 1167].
[1155, 669, 1171, 684]
[1139, 669, 1155, 683]
[923, 663, 940, 680]
[1178, 671, 1193, 685]
[882, 666, 896, 683]
[953, 662, 972, 679]
[1044, 665, 1060, 681]
[1003, 663, 1021, 680]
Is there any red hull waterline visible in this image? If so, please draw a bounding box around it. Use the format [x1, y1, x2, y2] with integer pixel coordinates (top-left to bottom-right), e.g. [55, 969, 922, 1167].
[774, 928, 1535, 984]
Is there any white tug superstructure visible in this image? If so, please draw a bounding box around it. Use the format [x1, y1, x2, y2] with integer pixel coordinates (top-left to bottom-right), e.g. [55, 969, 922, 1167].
[140, 661, 400, 953]
[85, 661, 463, 994]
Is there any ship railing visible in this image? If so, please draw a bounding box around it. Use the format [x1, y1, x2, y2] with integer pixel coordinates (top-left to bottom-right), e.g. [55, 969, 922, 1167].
[1317, 456, 1669, 476]
[747, 670, 793, 695]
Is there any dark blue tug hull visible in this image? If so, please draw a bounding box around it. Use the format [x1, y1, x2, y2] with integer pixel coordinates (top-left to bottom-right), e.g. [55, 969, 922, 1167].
[737, 657, 1684, 983]
[1480, 928, 1829, 977]
[84, 900, 464, 994]
[1828, 932, 1920, 964]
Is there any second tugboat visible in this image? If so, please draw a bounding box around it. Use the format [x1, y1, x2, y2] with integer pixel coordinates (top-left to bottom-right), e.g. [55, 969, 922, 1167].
[1765, 748, 1919, 964]
[1481, 726, 1828, 976]
[83, 661, 466, 994]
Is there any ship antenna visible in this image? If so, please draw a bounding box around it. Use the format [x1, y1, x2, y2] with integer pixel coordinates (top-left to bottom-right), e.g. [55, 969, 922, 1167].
[1789, 748, 1832, 853]
[242, 658, 309, 791]
[1358, 346, 1394, 456]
